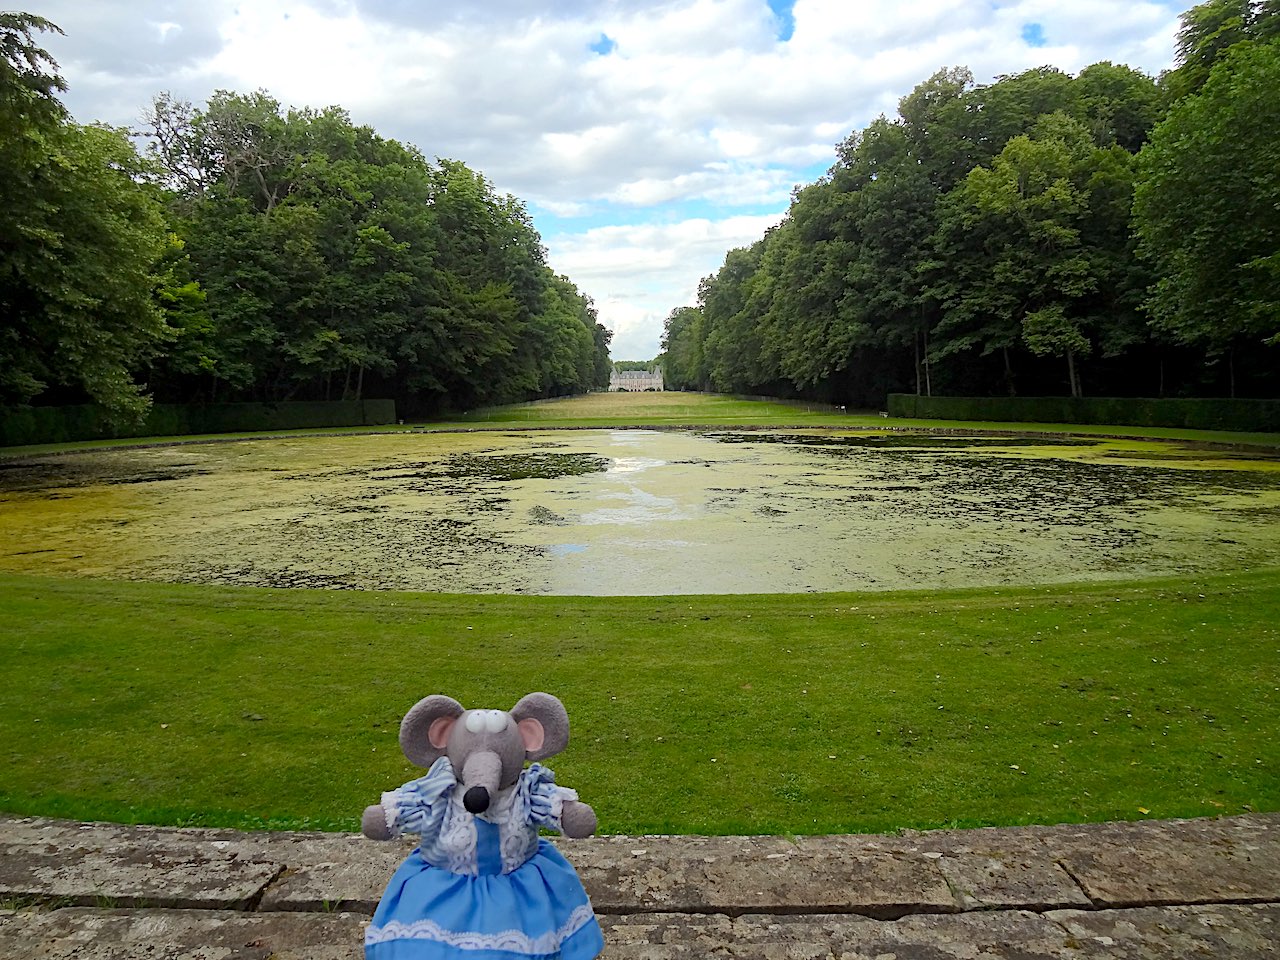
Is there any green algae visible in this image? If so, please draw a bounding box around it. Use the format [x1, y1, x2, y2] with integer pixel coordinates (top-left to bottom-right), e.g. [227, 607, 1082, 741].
[703, 431, 1098, 448]
[1, 430, 1279, 594]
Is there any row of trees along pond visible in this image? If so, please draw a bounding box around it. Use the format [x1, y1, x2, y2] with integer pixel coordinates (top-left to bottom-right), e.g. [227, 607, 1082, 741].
[660, 0, 1280, 407]
[0, 13, 612, 423]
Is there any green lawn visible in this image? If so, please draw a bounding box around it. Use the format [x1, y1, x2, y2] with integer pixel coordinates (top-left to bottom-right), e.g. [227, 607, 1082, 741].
[3, 569, 1276, 835]
[454, 391, 853, 425]
[3, 392, 1277, 834]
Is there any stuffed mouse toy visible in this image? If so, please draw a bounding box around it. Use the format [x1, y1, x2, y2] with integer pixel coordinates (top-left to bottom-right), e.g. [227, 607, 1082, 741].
[361, 692, 604, 960]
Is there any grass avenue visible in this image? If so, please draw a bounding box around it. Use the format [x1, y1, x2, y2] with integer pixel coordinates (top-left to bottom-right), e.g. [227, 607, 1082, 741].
[2, 393, 1277, 835]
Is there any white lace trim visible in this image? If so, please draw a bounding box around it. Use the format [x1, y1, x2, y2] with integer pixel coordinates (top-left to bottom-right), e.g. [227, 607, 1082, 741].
[380, 791, 402, 837]
[486, 787, 535, 874]
[499, 815, 540, 873]
[365, 902, 596, 953]
[437, 791, 478, 876]
[549, 786, 576, 825]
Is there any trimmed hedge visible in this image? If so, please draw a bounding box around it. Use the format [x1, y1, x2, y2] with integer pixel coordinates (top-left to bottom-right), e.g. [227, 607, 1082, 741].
[0, 399, 396, 448]
[886, 394, 1280, 433]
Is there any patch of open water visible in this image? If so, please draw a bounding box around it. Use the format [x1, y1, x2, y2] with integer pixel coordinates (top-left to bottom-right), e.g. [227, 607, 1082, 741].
[1, 429, 1278, 594]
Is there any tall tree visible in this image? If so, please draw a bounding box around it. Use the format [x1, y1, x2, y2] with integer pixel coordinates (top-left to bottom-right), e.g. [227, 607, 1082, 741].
[1, 14, 169, 417]
[660, 306, 706, 390]
[962, 66, 1079, 161]
[1134, 36, 1280, 391]
[699, 241, 773, 392]
[930, 115, 1129, 397]
[147, 91, 603, 411]
[673, 56, 1184, 405]
[1073, 62, 1166, 151]
[755, 179, 861, 391]
[1167, 0, 1258, 98]
[896, 66, 975, 191]
[838, 117, 942, 395]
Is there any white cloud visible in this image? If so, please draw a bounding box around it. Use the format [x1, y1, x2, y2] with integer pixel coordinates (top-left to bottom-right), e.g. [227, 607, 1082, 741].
[547, 213, 788, 359]
[597, 299, 664, 361]
[607, 163, 799, 208]
[28, 0, 1184, 361]
[551, 215, 787, 283]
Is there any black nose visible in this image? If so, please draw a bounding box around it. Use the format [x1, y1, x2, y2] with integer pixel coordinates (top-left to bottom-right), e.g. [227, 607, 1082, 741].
[463, 786, 490, 813]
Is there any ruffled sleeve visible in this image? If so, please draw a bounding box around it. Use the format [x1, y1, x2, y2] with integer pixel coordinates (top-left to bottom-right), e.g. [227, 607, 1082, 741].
[514, 762, 579, 832]
[379, 756, 456, 839]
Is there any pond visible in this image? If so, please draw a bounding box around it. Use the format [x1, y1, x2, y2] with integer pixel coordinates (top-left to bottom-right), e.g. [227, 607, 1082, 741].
[2, 429, 1279, 594]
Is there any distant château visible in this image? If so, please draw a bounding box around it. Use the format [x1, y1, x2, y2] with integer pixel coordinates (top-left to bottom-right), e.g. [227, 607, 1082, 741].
[609, 367, 664, 391]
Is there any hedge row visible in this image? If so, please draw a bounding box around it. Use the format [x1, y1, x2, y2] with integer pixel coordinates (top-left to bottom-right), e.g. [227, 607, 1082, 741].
[0, 399, 397, 448]
[886, 394, 1280, 433]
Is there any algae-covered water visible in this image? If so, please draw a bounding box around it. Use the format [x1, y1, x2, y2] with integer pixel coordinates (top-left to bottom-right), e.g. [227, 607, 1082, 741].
[2, 430, 1279, 594]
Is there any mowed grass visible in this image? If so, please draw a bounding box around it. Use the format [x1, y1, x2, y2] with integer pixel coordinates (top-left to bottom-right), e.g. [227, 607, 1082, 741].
[454, 391, 854, 426]
[3, 569, 1276, 835]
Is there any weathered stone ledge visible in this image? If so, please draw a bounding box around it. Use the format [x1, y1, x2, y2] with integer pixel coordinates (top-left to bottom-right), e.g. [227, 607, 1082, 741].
[1, 904, 1277, 959]
[1, 813, 1277, 958]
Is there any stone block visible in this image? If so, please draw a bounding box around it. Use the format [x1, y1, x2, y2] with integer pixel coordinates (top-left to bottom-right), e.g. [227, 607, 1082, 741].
[255, 835, 412, 913]
[567, 834, 956, 917]
[600, 910, 1082, 958]
[0, 907, 367, 960]
[896, 823, 1093, 911]
[0, 818, 281, 910]
[1036, 813, 1280, 907]
[1048, 902, 1280, 959]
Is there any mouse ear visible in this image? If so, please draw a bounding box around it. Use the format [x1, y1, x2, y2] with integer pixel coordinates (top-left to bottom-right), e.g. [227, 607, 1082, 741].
[399, 695, 464, 767]
[510, 692, 569, 761]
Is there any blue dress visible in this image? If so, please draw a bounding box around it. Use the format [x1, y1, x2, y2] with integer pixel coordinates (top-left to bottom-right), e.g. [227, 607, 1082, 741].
[365, 758, 604, 960]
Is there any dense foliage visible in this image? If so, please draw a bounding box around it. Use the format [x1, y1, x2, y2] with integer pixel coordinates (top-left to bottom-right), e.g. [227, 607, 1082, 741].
[663, 0, 1280, 405]
[1134, 27, 1280, 391]
[1, 14, 169, 419]
[0, 17, 610, 420]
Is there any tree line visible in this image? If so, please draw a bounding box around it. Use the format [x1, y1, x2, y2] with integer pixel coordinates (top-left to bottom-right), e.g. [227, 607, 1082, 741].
[661, 0, 1280, 405]
[1, 13, 612, 422]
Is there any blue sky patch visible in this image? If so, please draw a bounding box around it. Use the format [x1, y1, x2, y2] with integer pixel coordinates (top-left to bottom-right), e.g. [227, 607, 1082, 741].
[1021, 22, 1047, 47]
[590, 32, 616, 55]
[767, 0, 796, 41]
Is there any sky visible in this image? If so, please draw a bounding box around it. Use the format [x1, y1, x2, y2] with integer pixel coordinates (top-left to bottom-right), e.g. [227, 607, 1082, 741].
[26, 0, 1185, 361]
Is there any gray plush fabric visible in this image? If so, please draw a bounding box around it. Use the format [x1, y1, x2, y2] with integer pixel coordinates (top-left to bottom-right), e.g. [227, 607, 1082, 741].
[365, 691, 597, 841]
[510, 692, 570, 761]
[560, 800, 598, 838]
[399, 694, 465, 768]
[362, 803, 392, 840]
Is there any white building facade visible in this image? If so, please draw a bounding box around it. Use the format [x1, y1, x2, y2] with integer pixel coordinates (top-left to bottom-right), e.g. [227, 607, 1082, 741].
[608, 368, 664, 391]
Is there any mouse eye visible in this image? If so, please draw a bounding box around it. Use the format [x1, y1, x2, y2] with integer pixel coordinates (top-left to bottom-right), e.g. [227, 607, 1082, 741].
[463, 710, 509, 733]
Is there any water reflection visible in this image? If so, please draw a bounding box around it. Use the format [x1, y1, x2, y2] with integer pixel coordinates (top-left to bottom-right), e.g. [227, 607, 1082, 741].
[606, 456, 667, 475]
